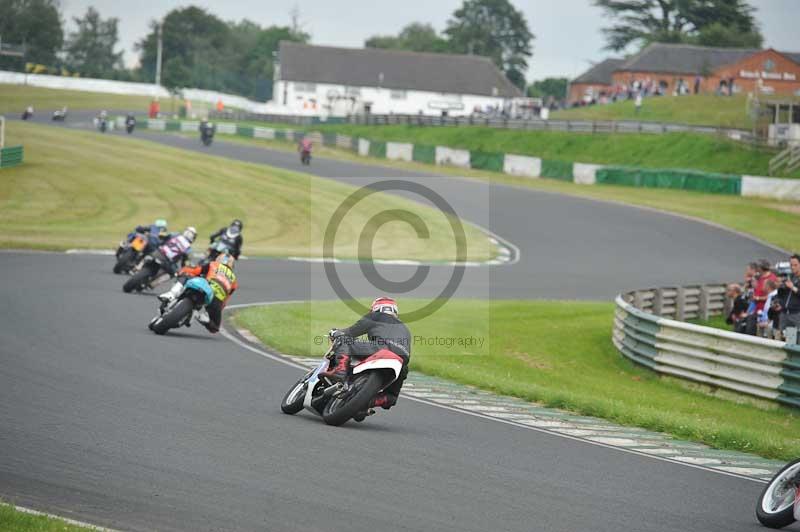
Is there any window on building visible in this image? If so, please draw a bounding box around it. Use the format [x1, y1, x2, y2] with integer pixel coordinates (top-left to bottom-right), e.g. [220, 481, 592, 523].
[346, 87, 361, 97]
[390, 90, 407, 100]
[294, 82, 317, 93]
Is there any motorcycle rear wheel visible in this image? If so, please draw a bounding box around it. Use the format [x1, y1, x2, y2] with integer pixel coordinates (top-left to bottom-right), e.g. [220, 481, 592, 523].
[123, 268, 152, 293]
[321, 372, 383, 427]
[756, 457, 800, 528]
[150, 299, 194, 335]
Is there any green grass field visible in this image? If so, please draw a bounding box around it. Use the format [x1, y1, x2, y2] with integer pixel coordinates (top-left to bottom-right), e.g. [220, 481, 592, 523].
[0, 84, 157, 115]
[197, 128, 800, 252]
[552, 94, 757, 129]
[235, 299, 800, 460]
[0, 504, 97, 531]
[0, 121, 492, 261]
[0, 504, 96, 531]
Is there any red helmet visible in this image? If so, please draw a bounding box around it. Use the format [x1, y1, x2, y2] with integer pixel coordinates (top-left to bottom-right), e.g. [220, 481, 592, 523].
[371, 297, 398, 317]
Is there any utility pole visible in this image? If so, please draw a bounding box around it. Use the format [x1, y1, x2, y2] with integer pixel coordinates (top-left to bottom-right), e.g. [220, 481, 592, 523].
[155, 23, 163, 86]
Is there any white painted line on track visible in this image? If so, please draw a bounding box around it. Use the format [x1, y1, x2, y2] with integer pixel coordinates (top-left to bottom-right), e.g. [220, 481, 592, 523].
[223, 300, 769, 485]
[8, 504, 120, 531]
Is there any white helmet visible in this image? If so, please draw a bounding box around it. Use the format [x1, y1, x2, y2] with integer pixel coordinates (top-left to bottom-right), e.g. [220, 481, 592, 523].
[183, 226, 197, 243]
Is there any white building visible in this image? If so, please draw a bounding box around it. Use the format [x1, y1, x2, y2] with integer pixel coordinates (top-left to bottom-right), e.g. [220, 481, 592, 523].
[272, 42, 522, 117]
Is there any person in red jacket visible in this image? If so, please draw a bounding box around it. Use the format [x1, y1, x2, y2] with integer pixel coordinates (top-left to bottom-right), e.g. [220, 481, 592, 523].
[159, 253, 238, 333]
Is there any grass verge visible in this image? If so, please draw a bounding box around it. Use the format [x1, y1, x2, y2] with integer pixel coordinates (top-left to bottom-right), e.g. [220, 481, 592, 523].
[0, 84, 156, 114]
[225, 117, 796, 178]
[0, 121, 492, 261]
[0, 503, 97, 531]
[551, 94, 757, 129]
[234, 298, 800, 460]
[191, 129, 800, 252]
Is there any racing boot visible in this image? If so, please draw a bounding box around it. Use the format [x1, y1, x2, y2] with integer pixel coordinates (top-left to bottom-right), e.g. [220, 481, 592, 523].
[195, 307, 211, 326]
[158, 282, 182, 304]
[320, 354, 350, 382]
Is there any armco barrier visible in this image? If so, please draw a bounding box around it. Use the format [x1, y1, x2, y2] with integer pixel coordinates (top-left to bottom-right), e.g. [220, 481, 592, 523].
[614, 284, 800, 408]
[0, 145, 24, 168]
[596, 167, 742, 195]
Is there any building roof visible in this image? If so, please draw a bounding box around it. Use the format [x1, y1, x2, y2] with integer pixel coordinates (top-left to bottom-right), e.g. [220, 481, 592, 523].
[278, 41, 522, 98]
[572, 58, 625, 85]
[618, 43, 763, 75]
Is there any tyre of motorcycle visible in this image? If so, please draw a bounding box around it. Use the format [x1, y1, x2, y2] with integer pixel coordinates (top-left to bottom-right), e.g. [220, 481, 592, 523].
[281, 373, 314, 415]
[756, 457, 800, 529]
[113, 248, 136, 274]
[126, 125, 134, 134]
[123, 265, 154, 293]
[321, 372, 383, 426]
[149, 298, 195, 335]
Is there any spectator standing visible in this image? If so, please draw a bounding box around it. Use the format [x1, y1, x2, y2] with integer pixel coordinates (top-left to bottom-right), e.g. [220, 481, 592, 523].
[726, 283, 749, 333]
[753, 259, 778, 314]
[758, 279, 779, 338]
[779, 254, 800, 340]
[634, 92, 643, 115]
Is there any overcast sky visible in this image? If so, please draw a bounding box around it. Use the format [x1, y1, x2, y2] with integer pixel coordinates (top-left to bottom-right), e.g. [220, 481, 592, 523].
[60, 0, 799, 81]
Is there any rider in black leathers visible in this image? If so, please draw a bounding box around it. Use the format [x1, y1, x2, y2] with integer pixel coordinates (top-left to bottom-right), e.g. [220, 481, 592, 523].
[323, 297, 411, 411]
[208, 219, 244, 259]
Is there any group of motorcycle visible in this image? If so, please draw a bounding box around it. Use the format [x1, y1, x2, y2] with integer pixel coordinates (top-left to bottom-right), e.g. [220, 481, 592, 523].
[114, 221, 239, 336]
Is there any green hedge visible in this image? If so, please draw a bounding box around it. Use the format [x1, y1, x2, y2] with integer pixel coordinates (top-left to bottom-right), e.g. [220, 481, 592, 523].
[596, 167, 742, 195]
[413, 144, 436, 164]
[0, 145, 24, 168]
[274, 130, 286, 141]
[368, 140, 387, 159]
[541, 159, 574, 181]
[470, 151, 505, 172]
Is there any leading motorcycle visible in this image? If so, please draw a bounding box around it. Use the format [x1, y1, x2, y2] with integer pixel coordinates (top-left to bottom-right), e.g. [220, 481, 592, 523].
[113, 232, 149, 274]
[148, 277, 212, 335]
[200, 123, 215, 146]
[757, 457, 800, 528]
[280, 339, 405, 426]
[125, 115, 136, 134]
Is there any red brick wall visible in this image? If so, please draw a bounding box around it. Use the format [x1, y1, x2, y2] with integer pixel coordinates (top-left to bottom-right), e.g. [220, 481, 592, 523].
[610, 50, 800, 96]
[568, 83, 613, 102]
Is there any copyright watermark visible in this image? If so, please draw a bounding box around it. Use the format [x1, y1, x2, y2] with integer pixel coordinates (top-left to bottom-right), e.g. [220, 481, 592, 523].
[312, 334, 487, 350]
[321, 179, 469, 324]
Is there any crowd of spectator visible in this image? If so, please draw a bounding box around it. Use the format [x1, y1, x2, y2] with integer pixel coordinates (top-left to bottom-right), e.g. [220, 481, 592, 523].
[572, 75, 738, 109]
[726, 255, 800, 342]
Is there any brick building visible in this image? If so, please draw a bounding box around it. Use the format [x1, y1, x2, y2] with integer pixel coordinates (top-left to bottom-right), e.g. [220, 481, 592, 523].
[569, 43, 800, 103]
[567, 58, 624, 103]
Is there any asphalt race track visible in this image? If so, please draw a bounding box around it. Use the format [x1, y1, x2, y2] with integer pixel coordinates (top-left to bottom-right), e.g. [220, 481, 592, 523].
[0, 114, 787, 531]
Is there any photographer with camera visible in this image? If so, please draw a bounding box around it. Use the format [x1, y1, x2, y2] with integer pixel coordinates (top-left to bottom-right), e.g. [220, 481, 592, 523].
[778, 255, 800, 342]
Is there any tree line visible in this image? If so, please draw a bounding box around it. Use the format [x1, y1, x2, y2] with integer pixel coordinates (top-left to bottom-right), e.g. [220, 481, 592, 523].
[0, 0, 764, 102]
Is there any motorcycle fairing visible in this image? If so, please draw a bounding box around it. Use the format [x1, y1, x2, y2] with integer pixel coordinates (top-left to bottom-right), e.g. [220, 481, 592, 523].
[352, 349, 404, 382]
[185, 277, 214, 306]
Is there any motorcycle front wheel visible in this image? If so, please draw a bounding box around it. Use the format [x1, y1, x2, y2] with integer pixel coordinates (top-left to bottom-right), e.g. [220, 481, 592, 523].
[756, 457, 800, 529]
[321, 372, 383, 427]
[113, 249, 136, 274]
[280, 375, 311, 415]
[150, 299, 194, 335]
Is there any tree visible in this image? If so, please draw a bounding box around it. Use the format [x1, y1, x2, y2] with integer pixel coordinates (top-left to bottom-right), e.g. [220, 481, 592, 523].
[444, 0, 534, 89]
[365, 23, 450, 53]
[0, 0, 63, 71]
[527, 78, 568, 100]
[594, 0, 763, 51]
[64, 7, 124, 78]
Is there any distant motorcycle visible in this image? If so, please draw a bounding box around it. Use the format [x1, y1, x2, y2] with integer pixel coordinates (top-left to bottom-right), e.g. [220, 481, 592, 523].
[21, 107, 33, 120]
[148, 277, 212, 335]
[114, 232, 151, 274]
[97, 117, 108, 133]
[300, 149, 311, 165]
[203, 235, 236, 265]
[757, 457, 800, 528]
[125, 115, 136, 134]
[280, 338, 405, 426]
[51, 108, 67, 121]
[200, 122, 215, 146]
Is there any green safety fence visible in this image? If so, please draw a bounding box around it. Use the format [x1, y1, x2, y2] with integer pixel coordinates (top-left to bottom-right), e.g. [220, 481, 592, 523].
[274, 130, 286, 141]
[368, 140, 387, 159]
[596, 167, 741, 195]
[165, 120, 181, 132]
[237, 125, 254, 137]
[413, 144, 436, 164]
[470, 151, 505, 173]
[0, 146, 24, 168]
[350, 136, 359, 152]
[541, 159, 574, 181]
